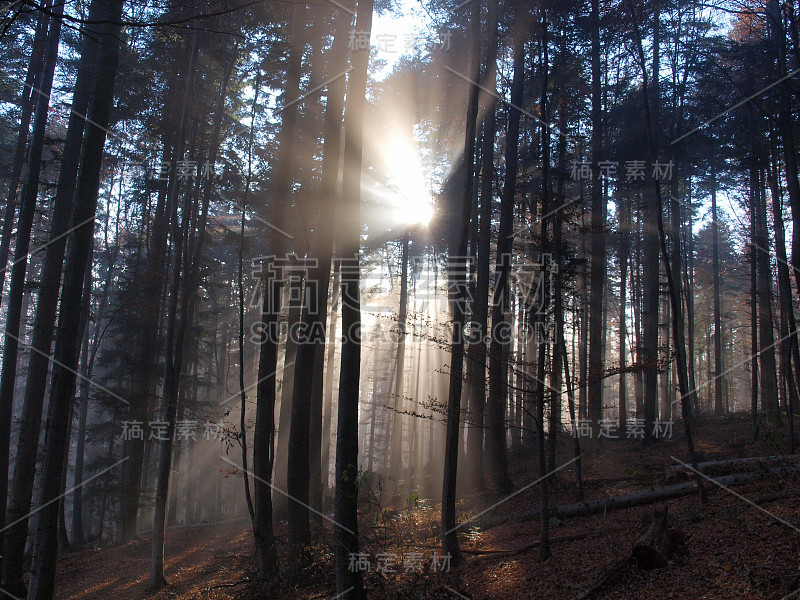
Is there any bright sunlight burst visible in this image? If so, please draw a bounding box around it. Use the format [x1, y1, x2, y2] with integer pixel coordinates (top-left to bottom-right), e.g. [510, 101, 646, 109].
[383, 139, 435, 226]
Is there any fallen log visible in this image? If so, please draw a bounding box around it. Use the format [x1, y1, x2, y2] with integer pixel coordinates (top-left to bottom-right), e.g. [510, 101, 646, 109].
[475, 466, 800, 530]
[553, 466, 799, 519]
[207, 578, 249, 591]
[665, 455, 800, 479]
[753, 489, 800, 505]
[462, 532, 591, 567]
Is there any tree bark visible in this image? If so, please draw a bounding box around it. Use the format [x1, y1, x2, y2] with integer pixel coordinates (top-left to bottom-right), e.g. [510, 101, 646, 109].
[333, 0, 372, 595]
[767, 148, 798, 452]
[767, 0, 800, 302]
[486, 5, 522, 495]
[0, 2, 48, 546]
[319, 265, 340, 505]
[618, 195, 631, 434]
[587, 0, 607, 445]
[0, 3, 64, 590]
[441, 0, 481, 567]
[309, 5, 350, 526]
[25, 2, 124, 594]
[0, 5, 48, 312]
[753, 162, 779, 414]
[151, 27, 215, 587]
[711, 165, 725, 416]
[287, 12, 346, 544]
[252, 0, 303, 578]
[388, 234, 409, 481]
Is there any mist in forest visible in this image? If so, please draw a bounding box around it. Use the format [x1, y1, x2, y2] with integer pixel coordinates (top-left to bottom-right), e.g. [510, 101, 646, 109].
[0, 0, 799, 598]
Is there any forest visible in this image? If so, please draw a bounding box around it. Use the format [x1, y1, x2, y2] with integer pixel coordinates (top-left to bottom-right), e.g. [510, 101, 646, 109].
[0, 0, 799, 597]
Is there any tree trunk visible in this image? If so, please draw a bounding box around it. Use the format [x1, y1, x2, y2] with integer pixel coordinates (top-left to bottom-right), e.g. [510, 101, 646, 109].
[534, 10, 552, 561]
[711, 165, 725, 416]
[768, 148, 798, 452]
[72, 300, 91, 547]
[587, 0, 606, 445]
[486, 3, 522, 495]
[319, 265, 340, 505]
[309, 6, 349, 526]
[287, 14, 345, 544]
[750, 191, 760, 436]
[441, 0, 481, 567]
[119, 70, 183, 545]
[0, 4, 64, 591]
[252, 0, 303, 578]
[389, 235, 410, 481]
[274, 272, 303, 516]
[71, 247, 97, 547]
[618, 195, 631, 434]
[25, 3, 124, 594]
[631, 508, 686, 570]
[150, 28, 211, 587]
[239, 52, 258, 526]
[628, 0, 706, 502]
[0, 6, 48, 312]
[767, 0, 800, 302]
[754, 162, 779, 414]
[333, 0, 372, 595]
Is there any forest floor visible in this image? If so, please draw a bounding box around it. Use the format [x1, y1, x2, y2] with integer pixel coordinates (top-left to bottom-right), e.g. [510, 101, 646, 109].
[52, 413, 800, 600]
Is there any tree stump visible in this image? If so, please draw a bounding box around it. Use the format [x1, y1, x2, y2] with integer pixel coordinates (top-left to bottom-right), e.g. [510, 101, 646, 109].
[632, 507, 687, 569]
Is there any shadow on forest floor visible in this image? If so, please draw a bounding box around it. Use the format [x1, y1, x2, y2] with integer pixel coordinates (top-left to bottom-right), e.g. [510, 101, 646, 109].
[52, 414, 800, 599]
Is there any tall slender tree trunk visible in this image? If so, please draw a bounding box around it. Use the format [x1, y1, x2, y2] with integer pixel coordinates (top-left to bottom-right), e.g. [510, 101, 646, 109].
[25, 2, 125, 594]
[629, 0, 705, 501]
[750, 193, 760, 436]
[753, 162, 779, 414]
[632, 213, 644, 417]
[239, 52, 258, 526]
[578, 211, 589, 421]
[768, 0, 800, 301]
[468, 4, 498, 468]
[309, 6, 350, 526]
[640, 0, 660, 445]
[275, 273, 303, 515]
[287, 18, 346, 545]
[768, 148, 798, 452]
[253, 0, 303, 577]
[0, 5, 49, 312]
[119, 56, 185, 544]
[668, 183, 687, 425]
[684, 186, 699, 417]
[711, 165, 724, 416]
[441, 0, 481, 566]
[587, 0, 607, 445]
[618, 197, 631, 434]
[71, 239, 101, 547]
[5, 0, 108, 577]
[72, 284, 92, 547]
[151, 42, 220, 581]
[0, 3, 64, 590]
[319, 265, 340, 506]
[389, 235, 410, 481]
[333, 0, 372, 595]
[486, 8, 522, 495]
